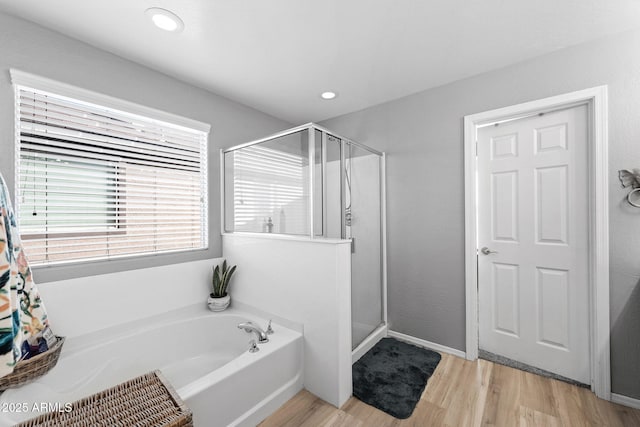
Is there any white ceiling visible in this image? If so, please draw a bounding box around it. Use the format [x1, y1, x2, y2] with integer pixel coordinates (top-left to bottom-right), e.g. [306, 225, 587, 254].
[1, 1, 640, 124]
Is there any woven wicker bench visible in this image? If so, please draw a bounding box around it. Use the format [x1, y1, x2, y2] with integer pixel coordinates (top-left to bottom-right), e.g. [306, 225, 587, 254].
[17, 370, 193, 427]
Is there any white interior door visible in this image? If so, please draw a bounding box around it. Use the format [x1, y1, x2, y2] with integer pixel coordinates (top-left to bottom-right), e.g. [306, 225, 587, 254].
[477, 105, 590, 383]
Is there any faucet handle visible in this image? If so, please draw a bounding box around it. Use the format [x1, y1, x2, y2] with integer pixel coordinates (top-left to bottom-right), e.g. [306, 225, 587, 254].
[248, 339, 259, 353]
[266, 319, 274, 335]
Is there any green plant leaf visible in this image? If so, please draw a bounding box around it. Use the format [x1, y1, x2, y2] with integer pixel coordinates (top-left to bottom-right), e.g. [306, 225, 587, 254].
[212, 265, 221, 296]
[211, 261, 237, 297]
[226, 265, 236, 285]
[220, 270, 227, 296]
[221, 264, 236, 296]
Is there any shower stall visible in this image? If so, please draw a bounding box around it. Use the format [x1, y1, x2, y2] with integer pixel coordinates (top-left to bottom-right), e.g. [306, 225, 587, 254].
[222, 123, 386, 353]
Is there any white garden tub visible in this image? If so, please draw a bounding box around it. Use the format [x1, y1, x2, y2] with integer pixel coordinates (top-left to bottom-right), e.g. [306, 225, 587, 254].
[0, 305, 303, 426]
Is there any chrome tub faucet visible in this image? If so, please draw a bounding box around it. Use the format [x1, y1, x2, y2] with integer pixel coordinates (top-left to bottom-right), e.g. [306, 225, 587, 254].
[237, 321, 269, 343]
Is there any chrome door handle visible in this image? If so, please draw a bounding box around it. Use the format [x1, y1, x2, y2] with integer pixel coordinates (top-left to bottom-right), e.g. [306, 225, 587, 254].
[480, 247, 498, 255]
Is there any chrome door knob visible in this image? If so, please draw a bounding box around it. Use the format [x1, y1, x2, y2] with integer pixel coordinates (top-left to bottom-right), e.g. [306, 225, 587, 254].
[480, 247, 498, 255]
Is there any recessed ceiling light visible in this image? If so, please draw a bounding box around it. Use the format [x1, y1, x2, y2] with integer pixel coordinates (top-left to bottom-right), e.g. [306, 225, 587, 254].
[145, 8, 184, 32]
[321, 91, 338, 100]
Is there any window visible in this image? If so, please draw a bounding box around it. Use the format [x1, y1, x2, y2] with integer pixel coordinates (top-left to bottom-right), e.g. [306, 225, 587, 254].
[223, 130, 311, 235]
[12, 71, 209, 266]
[232, 145, 308, 234]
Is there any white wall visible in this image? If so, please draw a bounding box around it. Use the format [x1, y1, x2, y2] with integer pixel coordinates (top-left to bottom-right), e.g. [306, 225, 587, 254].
[39, 258, 219, 338]
[223, 234, 352, 408]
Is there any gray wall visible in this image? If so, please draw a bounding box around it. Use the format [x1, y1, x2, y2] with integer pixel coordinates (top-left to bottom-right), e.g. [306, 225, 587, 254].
[322, 29, 640, 399]
[0, 13, 290, 282]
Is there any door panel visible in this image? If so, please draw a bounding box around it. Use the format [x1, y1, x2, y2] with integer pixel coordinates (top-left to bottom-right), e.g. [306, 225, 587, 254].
[347, 145, 383, 349]
[478, 105, 589, 383]
[492, 263, 520, 336]
[492, 171, 519, 242]
[536, 165, 568, 244]
[536, 267, 570, 349]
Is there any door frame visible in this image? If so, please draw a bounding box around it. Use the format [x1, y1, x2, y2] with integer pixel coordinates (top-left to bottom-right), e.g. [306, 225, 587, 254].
[463, 87, 610, 399]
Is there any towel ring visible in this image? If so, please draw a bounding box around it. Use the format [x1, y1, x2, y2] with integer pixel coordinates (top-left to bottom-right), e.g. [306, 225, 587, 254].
[628, 188, 640, 208]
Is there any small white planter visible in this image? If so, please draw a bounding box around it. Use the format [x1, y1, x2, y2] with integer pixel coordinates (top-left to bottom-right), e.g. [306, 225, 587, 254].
[207, 294, 231, 312]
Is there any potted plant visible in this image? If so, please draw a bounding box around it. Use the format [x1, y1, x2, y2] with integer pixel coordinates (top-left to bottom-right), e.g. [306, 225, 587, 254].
[207, 259, 237, 312]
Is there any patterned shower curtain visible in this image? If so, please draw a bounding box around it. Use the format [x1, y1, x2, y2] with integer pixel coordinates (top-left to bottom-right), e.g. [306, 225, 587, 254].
[0, 172, 49, 378]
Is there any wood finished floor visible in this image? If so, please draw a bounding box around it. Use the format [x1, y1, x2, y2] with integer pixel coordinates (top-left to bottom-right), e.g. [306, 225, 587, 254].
[259, 353, 640, 427]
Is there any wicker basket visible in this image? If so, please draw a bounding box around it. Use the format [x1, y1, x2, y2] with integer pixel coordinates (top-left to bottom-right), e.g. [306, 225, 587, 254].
[17, 370, 193, 427]
[0, 336, 65, 391]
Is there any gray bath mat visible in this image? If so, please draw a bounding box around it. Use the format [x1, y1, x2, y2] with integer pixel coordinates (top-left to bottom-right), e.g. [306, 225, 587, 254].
[352, 337, 441, 419]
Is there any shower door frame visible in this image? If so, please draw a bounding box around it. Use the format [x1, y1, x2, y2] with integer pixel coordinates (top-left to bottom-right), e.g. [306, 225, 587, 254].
[220, 123, 388, 361]
[313, 124, 388, 362]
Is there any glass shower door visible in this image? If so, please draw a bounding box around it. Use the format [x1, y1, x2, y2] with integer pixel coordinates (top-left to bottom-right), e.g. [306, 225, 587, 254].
[346, 143, 383, 349]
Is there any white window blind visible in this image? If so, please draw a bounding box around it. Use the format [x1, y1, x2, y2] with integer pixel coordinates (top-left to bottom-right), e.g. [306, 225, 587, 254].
[14, 80, 209, 266]
[231, 145, 309, 235]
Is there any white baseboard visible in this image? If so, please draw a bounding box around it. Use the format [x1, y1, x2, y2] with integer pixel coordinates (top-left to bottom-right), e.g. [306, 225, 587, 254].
[352, 324, 387, 364]
[388, 330, 466, 359]
[611, 393, 640, 410]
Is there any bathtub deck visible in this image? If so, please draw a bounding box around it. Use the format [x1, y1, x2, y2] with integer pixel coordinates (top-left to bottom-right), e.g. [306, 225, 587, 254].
[259, 353, 640, 426]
